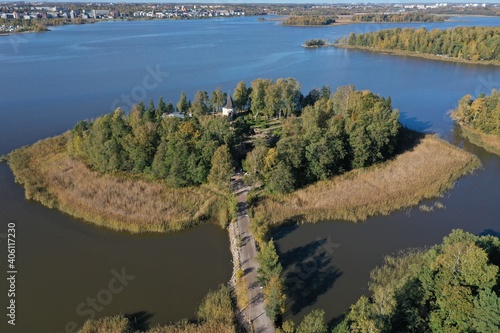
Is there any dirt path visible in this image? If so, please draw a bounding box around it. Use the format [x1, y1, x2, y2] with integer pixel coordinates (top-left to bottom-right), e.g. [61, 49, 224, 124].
[232, 178, 275, 333]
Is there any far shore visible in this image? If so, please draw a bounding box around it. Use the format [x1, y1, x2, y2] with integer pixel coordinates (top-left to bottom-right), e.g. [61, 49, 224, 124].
[334, 44, 500, 67]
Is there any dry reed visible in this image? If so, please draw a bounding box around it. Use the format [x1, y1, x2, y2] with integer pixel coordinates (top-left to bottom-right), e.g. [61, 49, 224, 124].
[458, 124, 500, 155]
[7, 133, 234, 233]
[251, 135, 480, 226]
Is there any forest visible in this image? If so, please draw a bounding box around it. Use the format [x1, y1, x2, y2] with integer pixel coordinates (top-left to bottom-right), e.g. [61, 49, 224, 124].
[453, 90, 500, 136]
[340, 26, 500, 62]
[283, 15, 336, 26]
[332, 230, 500, 333]
[67, 91, 236, 189]
[351, 13, 446, 23]
[244, 85, 400, 193]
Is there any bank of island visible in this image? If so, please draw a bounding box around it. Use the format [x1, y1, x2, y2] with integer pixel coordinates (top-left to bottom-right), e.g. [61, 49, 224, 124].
[452, 90, 500, 155]
[5, 80, 480, 234]
[335, 26, 500, 66]
[4, 79, 482, 332]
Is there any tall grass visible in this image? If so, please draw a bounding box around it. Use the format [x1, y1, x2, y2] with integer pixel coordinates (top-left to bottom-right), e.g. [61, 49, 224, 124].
[7, 133, 235, 233]
[250, 135, 480, 226]
[457, 123, 500, 156]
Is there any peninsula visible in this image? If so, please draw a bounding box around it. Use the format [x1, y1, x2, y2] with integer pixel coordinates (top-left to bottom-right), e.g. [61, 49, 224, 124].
[335, 26, 500, 66]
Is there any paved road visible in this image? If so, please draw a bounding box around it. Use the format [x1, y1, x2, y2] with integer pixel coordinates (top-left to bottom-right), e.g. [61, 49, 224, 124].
[233, 179, 275, 333]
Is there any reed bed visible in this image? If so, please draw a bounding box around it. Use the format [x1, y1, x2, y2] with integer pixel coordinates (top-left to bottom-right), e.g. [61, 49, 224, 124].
[251, 135, 480, 226]
[458, 124, 500, 155]
[7, 133, 234, 233]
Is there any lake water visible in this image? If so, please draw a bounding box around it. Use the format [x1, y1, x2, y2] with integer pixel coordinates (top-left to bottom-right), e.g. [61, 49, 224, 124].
[0, 15, 499, 331]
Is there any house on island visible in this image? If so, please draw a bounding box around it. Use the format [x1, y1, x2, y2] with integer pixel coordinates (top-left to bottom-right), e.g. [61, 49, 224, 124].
[222, 96, 236, 119]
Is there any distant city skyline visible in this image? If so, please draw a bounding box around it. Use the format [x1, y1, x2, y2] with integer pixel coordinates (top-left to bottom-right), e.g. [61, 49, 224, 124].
[4, 0, 500, 3]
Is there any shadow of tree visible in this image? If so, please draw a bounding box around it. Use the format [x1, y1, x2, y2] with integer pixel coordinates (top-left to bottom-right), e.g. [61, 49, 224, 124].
[279, 238, 343, 316]
[271, 223, 299, 242]
[125, 311, 154, 331]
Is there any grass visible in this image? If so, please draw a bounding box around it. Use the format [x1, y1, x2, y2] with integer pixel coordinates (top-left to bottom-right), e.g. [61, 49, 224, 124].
[249, 134, 480, 227]
[334, 44, 500, 67]
[7, 133, 235, 234]
[457, 123, 500, 155]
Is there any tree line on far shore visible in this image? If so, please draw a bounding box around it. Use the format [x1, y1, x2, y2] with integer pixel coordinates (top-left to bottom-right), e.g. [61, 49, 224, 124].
[340, 26, 500, 62]
[351, 13, 446, 23]
[283, 15, 335, 26]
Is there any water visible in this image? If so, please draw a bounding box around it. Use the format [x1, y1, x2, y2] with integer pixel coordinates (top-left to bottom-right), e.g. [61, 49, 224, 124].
[0, 15, 499, 331]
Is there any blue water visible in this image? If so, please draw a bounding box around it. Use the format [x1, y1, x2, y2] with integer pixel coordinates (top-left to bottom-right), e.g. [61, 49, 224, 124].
[0, 15, 499, 331]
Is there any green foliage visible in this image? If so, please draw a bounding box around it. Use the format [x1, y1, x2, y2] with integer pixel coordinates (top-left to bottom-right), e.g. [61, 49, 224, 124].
[296, 309, 327, 333]
[68, 97, 233, 188]
[343, 26, 500, 62]
[454, 90, 500, 135]
[233, 81, 250, 110]
[208, 145, 234, 191]
[197, 284, 235, 326]
[265, 85, 399, 193]
[352, 13, 446, 23]
[177, 91, 189, 114]
[335, 230, 500, 333]
[257, 239, 283, 285]
[283, 15, 335, 26]
[304, 39, 326, 47]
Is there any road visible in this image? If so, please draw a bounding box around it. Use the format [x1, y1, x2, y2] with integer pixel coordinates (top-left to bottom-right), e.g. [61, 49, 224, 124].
[233, 178, 275, 333]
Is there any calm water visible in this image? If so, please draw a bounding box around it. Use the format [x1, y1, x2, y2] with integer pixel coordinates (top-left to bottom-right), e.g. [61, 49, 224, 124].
[0, 16, 499, 331]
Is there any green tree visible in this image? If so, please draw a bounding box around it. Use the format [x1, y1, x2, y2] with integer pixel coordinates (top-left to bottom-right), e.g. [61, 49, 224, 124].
[233, 80, 250, 110]
[207, 145, 233, 191]
[177, 91, 189, 115]
[257, 239, 282, 285]
[296, 309, 327, 333]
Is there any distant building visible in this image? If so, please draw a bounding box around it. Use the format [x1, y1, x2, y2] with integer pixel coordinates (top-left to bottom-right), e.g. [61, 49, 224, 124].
[222, 96, 235, 118]
[162, 112, 185, 120]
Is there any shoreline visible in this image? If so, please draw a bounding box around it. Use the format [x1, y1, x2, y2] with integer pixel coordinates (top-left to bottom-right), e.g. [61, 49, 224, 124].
[454, 122, 500, 155]
[334, 44, 500, 67]
[250, 134, 480, 227]
[6, 133, 235, 234]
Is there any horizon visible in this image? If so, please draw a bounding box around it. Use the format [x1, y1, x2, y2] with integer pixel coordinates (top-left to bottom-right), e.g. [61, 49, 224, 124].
[3, 0, 500, 4]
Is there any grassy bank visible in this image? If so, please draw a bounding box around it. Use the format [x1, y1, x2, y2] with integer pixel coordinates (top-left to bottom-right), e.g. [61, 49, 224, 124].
[335, 44, 500, 67]
[7, 133, 235, 233]
[250, 135, 480, 227]
[457, 123, 500, 155]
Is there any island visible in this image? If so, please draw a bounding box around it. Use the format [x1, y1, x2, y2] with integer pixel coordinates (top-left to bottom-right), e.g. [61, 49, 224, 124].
[452, 90, 500, 155]
[351, 13, 446, 23]
[302, 38, 330, 48]
[335, 26, 500, 66]
[283, 15, 336, 26]
[4, 79, 481, 333]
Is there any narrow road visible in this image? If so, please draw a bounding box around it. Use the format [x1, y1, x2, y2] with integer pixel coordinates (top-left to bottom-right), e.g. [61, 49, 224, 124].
[233, 178, 275, 333]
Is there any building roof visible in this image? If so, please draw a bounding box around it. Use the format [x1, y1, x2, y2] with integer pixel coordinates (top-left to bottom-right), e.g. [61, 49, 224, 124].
[224, 95, 234, 109]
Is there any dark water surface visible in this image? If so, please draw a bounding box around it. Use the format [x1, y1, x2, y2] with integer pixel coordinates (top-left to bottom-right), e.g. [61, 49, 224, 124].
[0, 16, 499, 331]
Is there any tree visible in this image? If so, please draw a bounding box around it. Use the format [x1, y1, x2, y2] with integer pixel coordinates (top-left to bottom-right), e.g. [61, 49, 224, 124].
[233, 80, 250, 110]
[190, 90, 209, 118]
[207, 145, 233, 191]
[210, 87, 226, 114]
[264, 273, 286, 324]
[251, 78, 272, 119]
[296, 309, 328, 333]
[156, 97, 167, 121]
[257, 239, 282, 285]
[177, 91, 189, 115]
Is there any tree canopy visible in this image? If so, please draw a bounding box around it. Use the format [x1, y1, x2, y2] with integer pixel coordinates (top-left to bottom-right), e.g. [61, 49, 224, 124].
[341, 26, 500, 62]
[454, 90, 500, 136]
[334, 229, 500, 333]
